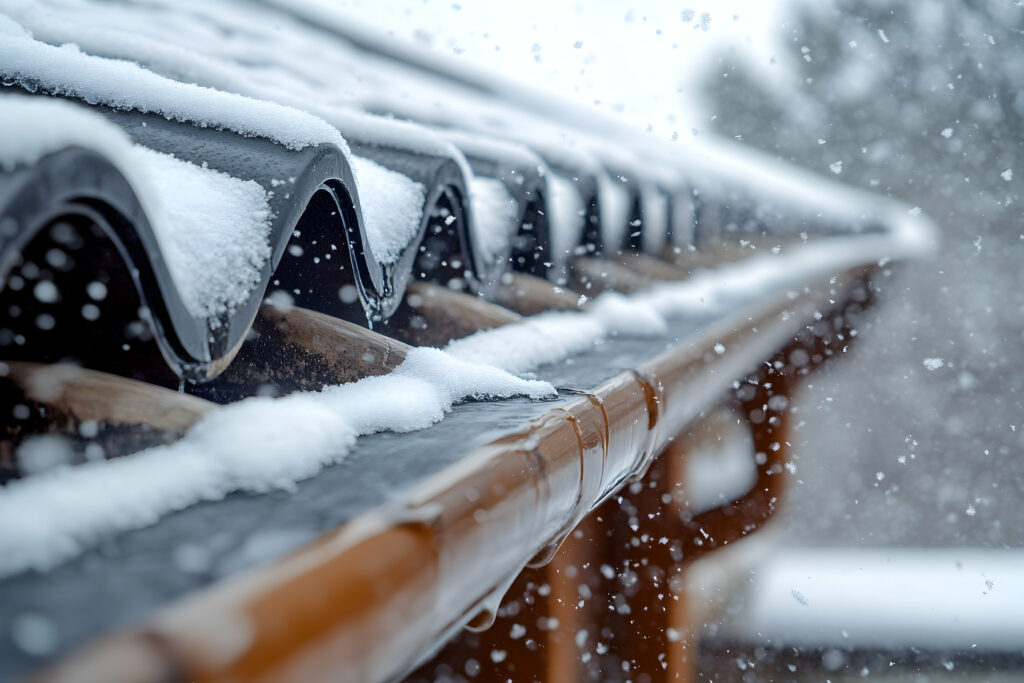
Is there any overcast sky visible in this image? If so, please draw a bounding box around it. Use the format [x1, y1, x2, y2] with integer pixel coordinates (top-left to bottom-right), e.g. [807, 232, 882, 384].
[332, 0, 789, 142]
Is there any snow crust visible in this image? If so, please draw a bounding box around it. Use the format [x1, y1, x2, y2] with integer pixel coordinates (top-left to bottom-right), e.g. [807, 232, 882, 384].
[682, 136, 939, 252]
[0, 97, 273, 319]
[351, 156, 426, 264]
[0, 0, 470, 168]
[1, 0, 674, 213]
[0, 347, 554, 577]
[252, 0, 933, 260]
[437, 128, 547, 174]
[0, 0, 934, 281]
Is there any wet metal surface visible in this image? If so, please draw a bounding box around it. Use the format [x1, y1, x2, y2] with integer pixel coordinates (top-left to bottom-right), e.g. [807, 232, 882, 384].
[0, 300, 724, 680]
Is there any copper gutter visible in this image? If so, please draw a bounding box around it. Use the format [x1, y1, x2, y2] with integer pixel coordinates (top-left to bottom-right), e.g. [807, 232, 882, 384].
[35, 270, 866, 683]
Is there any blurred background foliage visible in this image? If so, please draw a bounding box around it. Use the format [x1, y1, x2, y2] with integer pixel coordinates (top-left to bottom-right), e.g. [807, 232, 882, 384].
[700, 0, 1024, 548]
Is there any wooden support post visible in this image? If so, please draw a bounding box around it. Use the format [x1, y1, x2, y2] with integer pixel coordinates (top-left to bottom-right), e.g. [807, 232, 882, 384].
[603, 366, 793, 683]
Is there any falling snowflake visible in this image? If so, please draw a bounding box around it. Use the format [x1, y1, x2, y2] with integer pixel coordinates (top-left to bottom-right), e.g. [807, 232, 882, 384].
[1001, 169, 1013, 181]
[923, 357, 944, 371]
[829, 161, 843, 175]
[941, 127, 953, 138]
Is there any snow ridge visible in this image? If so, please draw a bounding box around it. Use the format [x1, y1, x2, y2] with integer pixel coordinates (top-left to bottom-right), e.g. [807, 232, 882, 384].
[0, 17, 346, 152]
[0, 348, 554, 578]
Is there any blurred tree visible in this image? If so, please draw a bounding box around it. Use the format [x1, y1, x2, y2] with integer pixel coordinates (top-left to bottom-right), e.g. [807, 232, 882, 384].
[699, 0, 1024, 546]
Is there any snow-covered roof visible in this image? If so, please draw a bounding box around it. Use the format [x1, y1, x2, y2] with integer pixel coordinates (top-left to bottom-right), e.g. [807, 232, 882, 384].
[0, 6, 945, 677]
[0, 96, 273, 321]
[1, 0, 936, 272]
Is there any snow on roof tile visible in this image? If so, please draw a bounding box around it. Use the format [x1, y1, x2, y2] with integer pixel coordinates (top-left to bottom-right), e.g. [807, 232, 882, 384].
[0, 15, 346, 152]
[0, 96, 273, 320]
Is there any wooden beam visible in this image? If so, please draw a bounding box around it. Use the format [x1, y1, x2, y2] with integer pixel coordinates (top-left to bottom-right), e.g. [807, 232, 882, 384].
[388, 281, 522, 347]
[3, 303, 413, 471]
[569, 256, 654, 295]
[208, 304, 408, 399]
[619, 252, 691, 281]
[1, 361, 216, 478]
[492, 273, 585, 316]
[2, 361, 214, 431]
